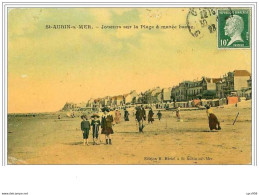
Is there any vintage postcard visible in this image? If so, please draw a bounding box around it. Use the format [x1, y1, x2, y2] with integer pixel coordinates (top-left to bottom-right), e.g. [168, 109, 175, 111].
[6, 6, 254, 165]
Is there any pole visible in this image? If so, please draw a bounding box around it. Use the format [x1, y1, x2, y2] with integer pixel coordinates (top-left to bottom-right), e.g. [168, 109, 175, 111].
[233, 112, 239, 125]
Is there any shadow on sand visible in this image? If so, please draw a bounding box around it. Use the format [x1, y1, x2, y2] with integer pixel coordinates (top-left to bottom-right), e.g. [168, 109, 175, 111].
[64, 141, 83, 145]
[116, 129, 221, 134]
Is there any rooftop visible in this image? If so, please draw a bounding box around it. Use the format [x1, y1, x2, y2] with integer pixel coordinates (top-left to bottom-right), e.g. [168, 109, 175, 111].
[234, 70, 251, 77]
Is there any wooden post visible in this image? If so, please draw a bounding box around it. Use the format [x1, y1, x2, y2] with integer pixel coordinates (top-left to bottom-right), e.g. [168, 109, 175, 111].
[233, 112, 239, 125]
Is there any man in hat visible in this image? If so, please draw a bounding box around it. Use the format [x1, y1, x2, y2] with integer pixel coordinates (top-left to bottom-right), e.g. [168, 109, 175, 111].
[135, 105, 146, 133]
[91, 113, 101, 145]
[101, 107, 114, 145]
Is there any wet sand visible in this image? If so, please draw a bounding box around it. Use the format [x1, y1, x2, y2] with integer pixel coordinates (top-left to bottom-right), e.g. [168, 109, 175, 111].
[7, 100, 252, 165]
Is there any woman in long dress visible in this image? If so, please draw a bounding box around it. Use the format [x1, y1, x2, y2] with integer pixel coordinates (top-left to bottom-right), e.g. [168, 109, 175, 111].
[206, 105, 221, 131]
[114, 109, 121, 124]
[101, 108, 114, 145]
[124, 109, 130, 121]
[148, 108, 154, 124]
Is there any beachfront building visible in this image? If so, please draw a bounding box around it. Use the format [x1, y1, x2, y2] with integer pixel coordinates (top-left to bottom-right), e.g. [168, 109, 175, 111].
[142, 87, 161, 104]
[116, 95, 124, 106]
[86, 98, 95, 108]
[201, 77, 222, 99]
[216, 70, 251, 98]
[216, 80, 226, 99]
[111, 96, 117, 106]
[61, 102, 78, 111]
[187, 80, 203, 100]
[233, 70, 251, 96]
[171, 86, 178, 102]
[151, 87, 162, 103]
[124, 90, 138, 104]
[136, 94, 143, 104]
[102, 96, 111, 107]
[162, 87, 172, 102]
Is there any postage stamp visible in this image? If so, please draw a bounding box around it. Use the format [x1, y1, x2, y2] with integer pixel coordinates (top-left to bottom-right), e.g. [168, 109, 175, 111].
[218, 9, 250, 49]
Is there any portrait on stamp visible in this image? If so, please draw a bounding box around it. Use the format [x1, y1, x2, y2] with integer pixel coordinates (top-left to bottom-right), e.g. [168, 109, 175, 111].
[218, 9, 250, 48]
[224, 15, 245, 46]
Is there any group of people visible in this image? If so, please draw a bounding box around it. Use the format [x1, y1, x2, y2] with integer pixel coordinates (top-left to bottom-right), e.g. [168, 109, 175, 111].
[80, 107, 114, 146]
[80, 104, 221, 146]
[134, 106, 163, 133]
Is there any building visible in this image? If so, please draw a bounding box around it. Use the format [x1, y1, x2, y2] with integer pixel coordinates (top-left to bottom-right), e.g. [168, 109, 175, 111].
[162, 87, 172, 102]
[124, 90, 138, 104]
[116, 95, 124, 106]
[216, 70, 251, 98]
[201, 77, 222, 99]
[233, 70, 251, 96]
[86, 98, 95, 108]
[187, 80, 203, 100]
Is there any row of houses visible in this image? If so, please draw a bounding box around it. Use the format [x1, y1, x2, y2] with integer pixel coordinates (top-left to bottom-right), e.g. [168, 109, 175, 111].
[62, 69, 251, 111]
[171, 70, 251, 102]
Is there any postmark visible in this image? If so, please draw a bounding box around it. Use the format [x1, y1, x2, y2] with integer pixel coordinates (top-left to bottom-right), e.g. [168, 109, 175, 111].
[217, 9, 250, 48]
[186, 8, 217, 38]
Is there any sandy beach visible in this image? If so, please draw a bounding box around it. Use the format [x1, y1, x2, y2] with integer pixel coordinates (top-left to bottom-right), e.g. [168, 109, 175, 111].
[7, 100, 252, 165]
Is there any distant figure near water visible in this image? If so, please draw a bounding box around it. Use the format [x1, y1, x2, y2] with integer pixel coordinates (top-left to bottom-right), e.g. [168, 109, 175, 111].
[206, 105, 221, 131]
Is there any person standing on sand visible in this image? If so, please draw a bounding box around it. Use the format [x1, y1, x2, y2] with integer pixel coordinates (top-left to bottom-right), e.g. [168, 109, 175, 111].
[81, 115, 91, 146]
[101, 107, 114, 145]
[124, 108, 130, 121]
[157, 110, 162, 121]
[206, 105, 221, 131]
[176, 107, 180, 119]
[114, 109, 121, 124]
[91, 113, 101, 145]
[135, 105, 146, 133]
[148, 108, 154, 124]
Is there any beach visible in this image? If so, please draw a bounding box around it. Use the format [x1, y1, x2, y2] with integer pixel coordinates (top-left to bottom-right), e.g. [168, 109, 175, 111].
[7, 100, 252, 165]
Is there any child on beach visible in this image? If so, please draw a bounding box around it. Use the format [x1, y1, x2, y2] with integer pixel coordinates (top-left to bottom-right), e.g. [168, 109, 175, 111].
[81, 115, 91, 146]
[91, 114, 101, 145]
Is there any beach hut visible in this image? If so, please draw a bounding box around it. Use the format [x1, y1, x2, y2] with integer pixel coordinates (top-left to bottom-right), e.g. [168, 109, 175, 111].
[175, 102, 188, 108]
[192, 99, 201, 107]
[211, 99, 220, 107]
[227, 96, 239, 104]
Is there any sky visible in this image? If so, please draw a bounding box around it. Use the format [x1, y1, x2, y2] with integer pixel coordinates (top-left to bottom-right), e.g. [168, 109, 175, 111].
[8, 8, 251, 113]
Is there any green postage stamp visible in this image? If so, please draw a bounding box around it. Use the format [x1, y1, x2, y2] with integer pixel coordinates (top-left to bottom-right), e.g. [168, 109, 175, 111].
[218, 9, 250, 49]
